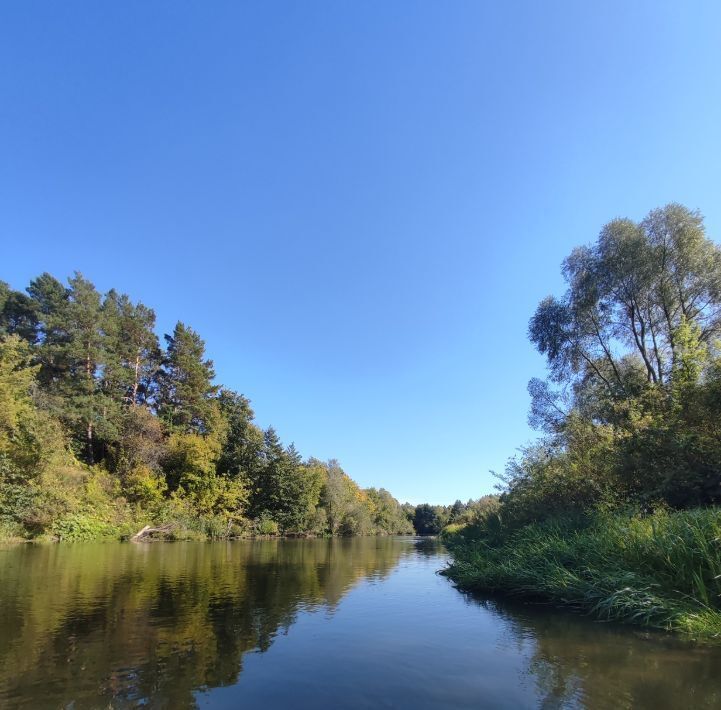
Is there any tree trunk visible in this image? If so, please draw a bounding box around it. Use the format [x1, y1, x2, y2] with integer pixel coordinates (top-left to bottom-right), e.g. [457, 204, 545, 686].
[132, 354, 140, 405]
[130, 523, 174, 542]
[87, 421, 94, 465]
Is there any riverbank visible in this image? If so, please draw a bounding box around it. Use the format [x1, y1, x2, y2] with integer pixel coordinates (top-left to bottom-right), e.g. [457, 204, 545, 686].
[0, 523, 357, 545]
[0, 514, 400, 544]
[441, 507, 721, 640]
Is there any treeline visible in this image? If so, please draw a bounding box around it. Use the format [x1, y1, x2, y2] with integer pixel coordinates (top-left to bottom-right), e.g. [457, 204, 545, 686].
[0, 273, 412, 540]
[444, 204, 721, 635]
[402, 497, 498, 535]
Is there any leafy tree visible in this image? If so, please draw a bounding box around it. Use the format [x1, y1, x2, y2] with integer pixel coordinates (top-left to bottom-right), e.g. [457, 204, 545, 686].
[366, 487, 414, 534]
[321, 459, 359, 535]
[162, 431, 246, 519]
[448, 499, 464, 523]
[413, 504, 442, 535]
[502, 203, 721, 526]
[112, 406, 167, 504]
[530, 204, 721, 403]
[0, 333, 79, 534]
[0, 335, 41, 467]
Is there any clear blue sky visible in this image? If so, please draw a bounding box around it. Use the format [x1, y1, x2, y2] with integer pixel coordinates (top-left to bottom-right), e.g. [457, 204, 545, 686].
[2, 2, 720, 504]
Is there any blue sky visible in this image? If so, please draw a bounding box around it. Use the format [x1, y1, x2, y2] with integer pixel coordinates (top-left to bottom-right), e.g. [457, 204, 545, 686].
[2, 2, 720, 503]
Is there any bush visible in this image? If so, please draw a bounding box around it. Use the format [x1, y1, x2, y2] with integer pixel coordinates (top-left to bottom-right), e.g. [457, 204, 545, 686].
[255, 515, 279, 536]
[50, 513, 120, 542]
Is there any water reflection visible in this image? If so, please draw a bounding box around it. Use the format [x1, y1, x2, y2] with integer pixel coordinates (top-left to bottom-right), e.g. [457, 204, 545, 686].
[479, 597, 721, 709]
[0, 538, 407, 708]
[1, 538, 720, 709]
[411, 536, 443, 557]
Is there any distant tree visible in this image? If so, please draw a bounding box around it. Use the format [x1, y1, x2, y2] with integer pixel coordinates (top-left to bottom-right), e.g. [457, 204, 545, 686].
[366, 487, 414, 534]
[413, 504, 442, 535]
[448, 499, 464, 523]
[322, 459, 358, 535]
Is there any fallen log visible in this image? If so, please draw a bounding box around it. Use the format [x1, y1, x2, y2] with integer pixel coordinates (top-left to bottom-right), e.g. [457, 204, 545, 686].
[130, 523, 174, 542]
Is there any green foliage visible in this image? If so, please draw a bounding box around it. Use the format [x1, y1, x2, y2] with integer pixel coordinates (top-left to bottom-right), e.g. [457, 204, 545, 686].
[216, 389, 264, 480]
[0, 454, 38, 533]
[365, 487, 414, 534]
[413, 504, 443, 535]
[246, 429, 319, 532]
[122, 464, 167, 506]
[444, 202, 721, 637]
[443, 508, 721, 638]
[0, 280, 38, 342]
[255, 515, 280, 536]
[159, 322, 218, 433]
[0, 271, 408, 541]
[0, 335, 41, 466]
[101, 289, 160, 407]
[499, 203, 721, 528]
[51, 513, 120, 542]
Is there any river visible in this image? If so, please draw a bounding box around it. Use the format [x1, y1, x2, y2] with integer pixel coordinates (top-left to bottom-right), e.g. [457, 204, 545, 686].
[0, 537, 719, 708]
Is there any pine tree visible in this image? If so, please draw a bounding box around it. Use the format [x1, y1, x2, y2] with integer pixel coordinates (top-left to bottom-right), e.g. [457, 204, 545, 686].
[28, 273, 108, 462]
[102, 289, 160, 407]
[158, 322, 218, 433]
[64, 273, 108, 463]
[27, 273, 70, 388]
[0, 281, 38, 343]
[216, 389, 264, 481]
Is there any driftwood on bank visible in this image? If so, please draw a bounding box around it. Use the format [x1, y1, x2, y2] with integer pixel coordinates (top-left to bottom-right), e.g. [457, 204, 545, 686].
[130, 524, 174, 542]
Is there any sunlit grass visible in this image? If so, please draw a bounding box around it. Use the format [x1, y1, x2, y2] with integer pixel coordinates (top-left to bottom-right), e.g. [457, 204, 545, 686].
[442, 508, 721, 639]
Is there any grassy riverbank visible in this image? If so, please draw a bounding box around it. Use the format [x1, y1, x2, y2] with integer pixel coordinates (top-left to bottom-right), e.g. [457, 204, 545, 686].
[442, 507, 721, 639]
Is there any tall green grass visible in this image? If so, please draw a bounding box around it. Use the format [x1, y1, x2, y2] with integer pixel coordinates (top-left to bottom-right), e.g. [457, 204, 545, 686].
[442, 508, 721, 639]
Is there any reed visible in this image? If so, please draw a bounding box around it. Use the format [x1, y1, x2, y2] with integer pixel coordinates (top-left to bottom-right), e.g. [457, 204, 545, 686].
[442, 507, 721, 639]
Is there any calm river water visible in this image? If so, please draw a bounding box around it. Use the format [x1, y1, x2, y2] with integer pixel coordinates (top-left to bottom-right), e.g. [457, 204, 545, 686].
[1, 537, 720, 708]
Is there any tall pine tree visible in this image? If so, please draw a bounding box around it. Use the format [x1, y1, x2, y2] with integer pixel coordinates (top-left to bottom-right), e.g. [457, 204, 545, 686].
[159, 322, 218, 433]
[101, 289, 160, 407]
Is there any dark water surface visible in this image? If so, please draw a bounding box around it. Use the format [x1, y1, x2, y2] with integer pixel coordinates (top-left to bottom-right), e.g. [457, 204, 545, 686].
[1, 538, 720, 709]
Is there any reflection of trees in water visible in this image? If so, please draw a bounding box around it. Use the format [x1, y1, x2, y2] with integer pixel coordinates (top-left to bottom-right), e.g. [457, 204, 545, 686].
[0, 538, 409, 708]
[412, 536, 444, 557]
[475, 596, 721, 709]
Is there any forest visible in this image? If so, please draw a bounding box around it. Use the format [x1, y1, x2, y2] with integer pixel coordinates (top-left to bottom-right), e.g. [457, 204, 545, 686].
[0, 272, 415, 541]
[443, 203, 721, 636]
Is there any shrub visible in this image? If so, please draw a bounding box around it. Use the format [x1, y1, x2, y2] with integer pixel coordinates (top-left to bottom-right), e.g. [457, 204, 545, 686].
[255, 515, 280, 536]
[51, 513, 120, 542]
